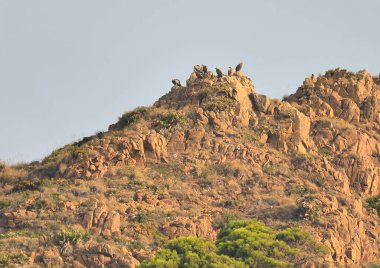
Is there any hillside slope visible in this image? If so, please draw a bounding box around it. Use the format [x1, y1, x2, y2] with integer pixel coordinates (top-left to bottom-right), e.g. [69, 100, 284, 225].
[1, 65, 380, 267]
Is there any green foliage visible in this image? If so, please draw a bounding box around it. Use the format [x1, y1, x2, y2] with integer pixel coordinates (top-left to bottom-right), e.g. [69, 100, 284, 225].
[0, 229, 39, 240]
[27, 198, 47, 210]
[105, 188, 117, 197]
[216, 220, 327, 268]
[134, 209, 175, 223]
[43, 144, 84, 164]
[153, 112, 188, 131]
[318, 147, 333, 158]
[143, 220, 327, 268]
[286, 185, 312, 196]
[12, 177, 59, 193]
[366, 196, 380, 215]
[204, 98, 234, 112]
[0, 253, 28, 268]
[140, 237, 247, 268]
[116, 107, 149, 129]
[12, 179, 41, 192]
[296, 195, 321, 222]
[217, 199, 239, 208]
[0, 200, 11, 210]
[56, 228, 89, 246]
[212, 213, 242, 229]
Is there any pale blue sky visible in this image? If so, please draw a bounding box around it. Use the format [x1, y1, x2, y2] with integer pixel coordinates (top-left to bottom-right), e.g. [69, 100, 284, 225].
[1, 0, 379, 163]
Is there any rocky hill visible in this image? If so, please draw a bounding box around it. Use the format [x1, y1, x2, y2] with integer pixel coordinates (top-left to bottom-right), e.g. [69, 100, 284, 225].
[1, 65, 380, 267]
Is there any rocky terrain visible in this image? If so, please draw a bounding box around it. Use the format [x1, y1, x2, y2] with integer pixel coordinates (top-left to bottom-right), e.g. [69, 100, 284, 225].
[1, 65, 380, 267]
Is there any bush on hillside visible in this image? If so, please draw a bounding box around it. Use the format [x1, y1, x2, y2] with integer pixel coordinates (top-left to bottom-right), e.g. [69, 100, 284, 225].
[152, 112, 188, 132]
[140, 236, 246, 268]
[141, 219, 328, 268]
[115, 107, 149, 130]
[366, 196, 380, 215]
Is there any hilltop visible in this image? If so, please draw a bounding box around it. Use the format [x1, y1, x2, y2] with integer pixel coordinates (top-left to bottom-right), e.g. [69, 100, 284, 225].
[1, 65, 380, 267]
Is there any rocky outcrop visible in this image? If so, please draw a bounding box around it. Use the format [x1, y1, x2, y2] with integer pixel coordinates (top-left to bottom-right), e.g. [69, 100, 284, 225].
[2, 66, 380, 267]
[82, 199, 121, 236]
[161, 216, 216, 241]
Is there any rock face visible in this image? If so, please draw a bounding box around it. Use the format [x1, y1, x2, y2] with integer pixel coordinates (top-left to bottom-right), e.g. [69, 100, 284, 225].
[82, 199, 121, 236]
[1, 66, 380, 267]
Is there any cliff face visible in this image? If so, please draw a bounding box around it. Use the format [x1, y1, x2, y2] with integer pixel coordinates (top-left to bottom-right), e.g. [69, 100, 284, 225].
[1, 66, 380, 267]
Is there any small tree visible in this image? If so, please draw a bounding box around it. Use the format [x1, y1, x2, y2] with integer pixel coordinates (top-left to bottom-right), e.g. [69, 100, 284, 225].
[140, 236, 246, 268]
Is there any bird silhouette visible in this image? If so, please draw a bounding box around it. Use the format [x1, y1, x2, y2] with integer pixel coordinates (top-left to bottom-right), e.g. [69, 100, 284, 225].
[235, 62, 243, 72]
[171, 79, 181, 87]
[228, 67, 235, 76]
[215, 68, 223, 78]
[202, 65, 208, 73]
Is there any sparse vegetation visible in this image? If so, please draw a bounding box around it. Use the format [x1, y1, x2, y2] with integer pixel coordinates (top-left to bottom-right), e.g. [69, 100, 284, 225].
[204, 97, 234, 112]
[27, 198, 47, 210]
[286, 185, 313, 196]
[0, 200, 11, 210]
[0, 253, 28, 268]
[296, 195, 321, 222]
[152, 112, 188, 131]
[0, 230, 40, 240]
[366, 196, 380, 215]
[115, 106, 149, 130]
[318, 147, 333, 158]
[55, 228, 89, 246]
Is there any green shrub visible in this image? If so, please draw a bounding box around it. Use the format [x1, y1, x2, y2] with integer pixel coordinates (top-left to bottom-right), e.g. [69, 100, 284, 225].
[0, 200, 11, 210]
[152, 112, 188, 131]
[212, 213, 242, 229]
[318, 147, 333, 158]
[140, 236, 247, 268]
[0, 253, 28, 267]
[28, 198, 47, 210]
[143, 220, 327, 268]
[217, 199, 238, 208]
[0, 230, 39, 240]
[216, 220, 327, 268]
[116, 107, 149, 129]
[286, 185, 312, 196]
[12, 180, 41, 192]
[56, 228, 89, 246]
[43, 144, 84, 164]
[204, 98, 234, 112]
[295, 195, 321, 222]
[366, 196, 380, 215]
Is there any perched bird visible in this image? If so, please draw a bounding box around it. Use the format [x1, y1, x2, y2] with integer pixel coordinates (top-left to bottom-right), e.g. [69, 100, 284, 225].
[215, 68, 223, 78]
[194, 65, 202, 72]
[235, 62, 243, 72]
[202, 65, 208, 73]
[228, 67, 235, 76]
[172, 79, 181, 87]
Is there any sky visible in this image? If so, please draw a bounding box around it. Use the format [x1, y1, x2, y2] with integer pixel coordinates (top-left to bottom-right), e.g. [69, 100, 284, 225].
[1, 0, 380, 163]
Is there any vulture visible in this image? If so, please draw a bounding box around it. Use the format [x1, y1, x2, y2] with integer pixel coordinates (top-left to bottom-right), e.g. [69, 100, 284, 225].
[228, 67, 235, 76]
[235, 62, 243, 72]
[194, 65, 202, 72]
[202, 65, 208, 73]
[171, 79, 181, 87]
[215, 68, 223, 78]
